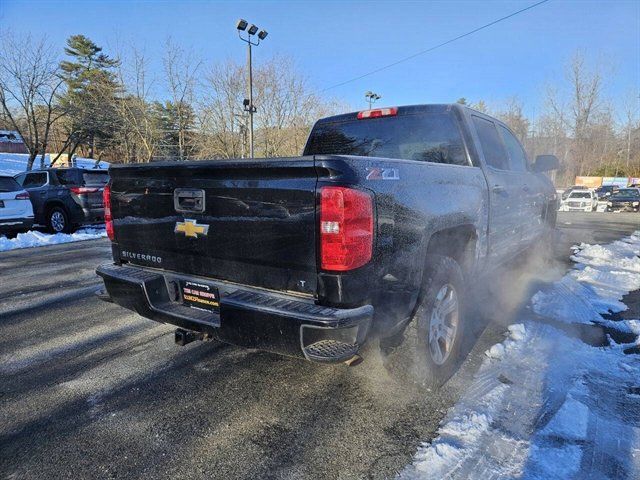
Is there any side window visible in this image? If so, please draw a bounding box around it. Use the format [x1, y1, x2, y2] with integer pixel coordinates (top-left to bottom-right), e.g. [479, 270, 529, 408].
[14, 173, 26, 186]
[405, 114, 469, 166]
[472, 116, 509, 170]
[23, 172, 48, 188]
[498, 125, 528, 172]
[56, 169, 79, 185]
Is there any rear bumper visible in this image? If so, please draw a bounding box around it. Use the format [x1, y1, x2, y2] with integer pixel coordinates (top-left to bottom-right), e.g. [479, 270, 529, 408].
[0, 216, 33, 233]
[78, 206, 105, 225]
[96, 263, 373, 363]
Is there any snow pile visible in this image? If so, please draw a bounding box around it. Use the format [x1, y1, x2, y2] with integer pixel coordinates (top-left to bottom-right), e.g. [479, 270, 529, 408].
[485, 325, 525, 360]
[0, 153, 108, 176]
[532, 231, 640, 324]
[401, 231, 640, 479]
[0, 228, 106, 252]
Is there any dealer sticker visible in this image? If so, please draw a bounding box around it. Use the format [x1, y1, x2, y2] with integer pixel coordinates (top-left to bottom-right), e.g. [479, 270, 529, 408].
[180, 280, 220, 313]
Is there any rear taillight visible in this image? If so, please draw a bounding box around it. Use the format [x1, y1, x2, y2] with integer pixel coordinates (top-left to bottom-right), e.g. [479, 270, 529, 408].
[103, 184, 114, 241]
[15, 192, 29, 200]
[70, 186, 99, 195]
[320, 186, 373, 271]
[357, 107, 398, 119]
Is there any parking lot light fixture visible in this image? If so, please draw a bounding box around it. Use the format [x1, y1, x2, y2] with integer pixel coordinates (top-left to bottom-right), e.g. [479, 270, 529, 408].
[365, 91, 381, 109]
[236, 19, 268, 159]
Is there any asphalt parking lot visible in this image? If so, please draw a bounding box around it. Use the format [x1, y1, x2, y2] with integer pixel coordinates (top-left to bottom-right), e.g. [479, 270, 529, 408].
[1, 212, 638, 479]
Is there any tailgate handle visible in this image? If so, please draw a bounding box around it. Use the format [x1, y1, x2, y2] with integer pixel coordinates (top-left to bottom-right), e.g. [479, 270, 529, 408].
[174, 189, 205, 213]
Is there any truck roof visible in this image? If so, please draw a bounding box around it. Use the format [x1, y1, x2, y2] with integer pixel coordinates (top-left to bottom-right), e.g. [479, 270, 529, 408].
[315, 103, 468, 124]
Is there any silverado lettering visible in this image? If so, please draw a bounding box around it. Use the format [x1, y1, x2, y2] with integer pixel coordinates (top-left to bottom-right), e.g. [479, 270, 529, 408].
[120, 251, 162, 263]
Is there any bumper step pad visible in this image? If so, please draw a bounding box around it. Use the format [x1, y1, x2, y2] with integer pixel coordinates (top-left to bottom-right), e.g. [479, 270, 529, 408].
[304, 339, 359, 363]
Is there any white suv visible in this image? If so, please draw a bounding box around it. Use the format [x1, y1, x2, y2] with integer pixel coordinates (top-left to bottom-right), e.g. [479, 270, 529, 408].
[0, 175, 35, 236]
[560, 189, 597, 212]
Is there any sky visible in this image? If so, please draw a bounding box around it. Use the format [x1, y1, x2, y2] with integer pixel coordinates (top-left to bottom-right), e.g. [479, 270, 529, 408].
[1, 0, 638, 120]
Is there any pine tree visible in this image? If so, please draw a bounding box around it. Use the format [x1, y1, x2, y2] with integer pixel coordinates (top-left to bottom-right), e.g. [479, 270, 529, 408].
[58, 35, 121, 159]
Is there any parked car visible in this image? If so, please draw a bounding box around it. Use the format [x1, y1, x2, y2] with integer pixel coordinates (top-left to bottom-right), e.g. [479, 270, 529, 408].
[14, 168, 109, 233]
[606, 188, 640, 212]
[559, 189, 597, 212]
[561, 185, 588, 200]
[96, 103, 558, 387]
[0, 175, 34, 236]
[594, 185, 618, 199]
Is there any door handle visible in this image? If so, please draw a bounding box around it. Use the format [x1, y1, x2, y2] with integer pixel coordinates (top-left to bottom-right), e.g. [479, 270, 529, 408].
[523, 186, 530, 193]
[492, 185, 506, 194]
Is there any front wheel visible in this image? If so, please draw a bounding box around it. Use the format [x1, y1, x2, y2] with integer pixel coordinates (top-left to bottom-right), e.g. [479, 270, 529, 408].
[383, 254, 468, 388]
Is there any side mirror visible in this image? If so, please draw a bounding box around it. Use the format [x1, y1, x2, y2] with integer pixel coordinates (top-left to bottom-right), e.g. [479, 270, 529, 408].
[533, 154, 560, 173]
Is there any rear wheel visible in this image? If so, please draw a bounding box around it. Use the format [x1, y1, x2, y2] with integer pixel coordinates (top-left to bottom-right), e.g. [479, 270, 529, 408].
[47, 206, 71, 234]
[383, 254, 468, 388]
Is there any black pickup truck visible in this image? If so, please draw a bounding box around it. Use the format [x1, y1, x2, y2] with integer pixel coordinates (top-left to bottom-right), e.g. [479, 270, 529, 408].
[97, 104, 558, 386]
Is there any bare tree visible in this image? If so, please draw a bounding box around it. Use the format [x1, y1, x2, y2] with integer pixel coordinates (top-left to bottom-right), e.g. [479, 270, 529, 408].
[254, 56, 338, 157]
[620, 90, 640, 176]
[495, 97, 530, 142]
[0, 32, 66, 170]
[545, 51, 610, 179]
[163, 38, 201, 160]
[199, 55, 343, 159]
[198, 59, 246, 159]
[114, 47, 161, 162]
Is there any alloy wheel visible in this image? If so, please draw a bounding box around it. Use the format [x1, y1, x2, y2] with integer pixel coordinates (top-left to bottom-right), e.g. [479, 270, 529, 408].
[427, 283, 459, 365]
[51, 211, 65, 232]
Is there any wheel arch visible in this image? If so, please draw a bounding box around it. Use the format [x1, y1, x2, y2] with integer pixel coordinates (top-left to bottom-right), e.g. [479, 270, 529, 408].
[424, 224, 478, 275]
[398, 223, 478, 334]
[44, 199, 68, 215]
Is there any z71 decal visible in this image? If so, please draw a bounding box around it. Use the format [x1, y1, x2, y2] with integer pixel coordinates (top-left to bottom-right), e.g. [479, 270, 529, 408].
[366, 167, 400, 180]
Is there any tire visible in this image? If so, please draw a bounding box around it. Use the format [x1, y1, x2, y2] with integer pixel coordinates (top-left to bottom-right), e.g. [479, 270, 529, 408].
[383, 254, 468, 389]
[46, 206, 71, 234]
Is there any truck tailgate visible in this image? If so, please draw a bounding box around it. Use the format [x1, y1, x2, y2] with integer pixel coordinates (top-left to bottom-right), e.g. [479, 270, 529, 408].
[108, 158, 318, 295]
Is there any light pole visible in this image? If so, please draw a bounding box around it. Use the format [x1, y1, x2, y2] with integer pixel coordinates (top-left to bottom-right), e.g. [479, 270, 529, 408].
[236, 19, 268, 159]
[233, 113, 248, 158]
[365, 91, 381, 109]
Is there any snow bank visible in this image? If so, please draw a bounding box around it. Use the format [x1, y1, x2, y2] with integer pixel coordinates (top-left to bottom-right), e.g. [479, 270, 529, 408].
[533, 231, 640, 324]
[0, 153, 108, 176]
[401, 231, 640, 479]
[0, 228, 106, 252]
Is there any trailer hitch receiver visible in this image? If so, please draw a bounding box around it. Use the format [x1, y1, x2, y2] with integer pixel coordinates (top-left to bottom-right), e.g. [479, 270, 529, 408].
[175, 328, 205, 346]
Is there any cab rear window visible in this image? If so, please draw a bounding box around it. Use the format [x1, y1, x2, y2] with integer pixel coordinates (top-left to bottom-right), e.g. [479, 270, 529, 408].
[304, 112, 469, 166]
